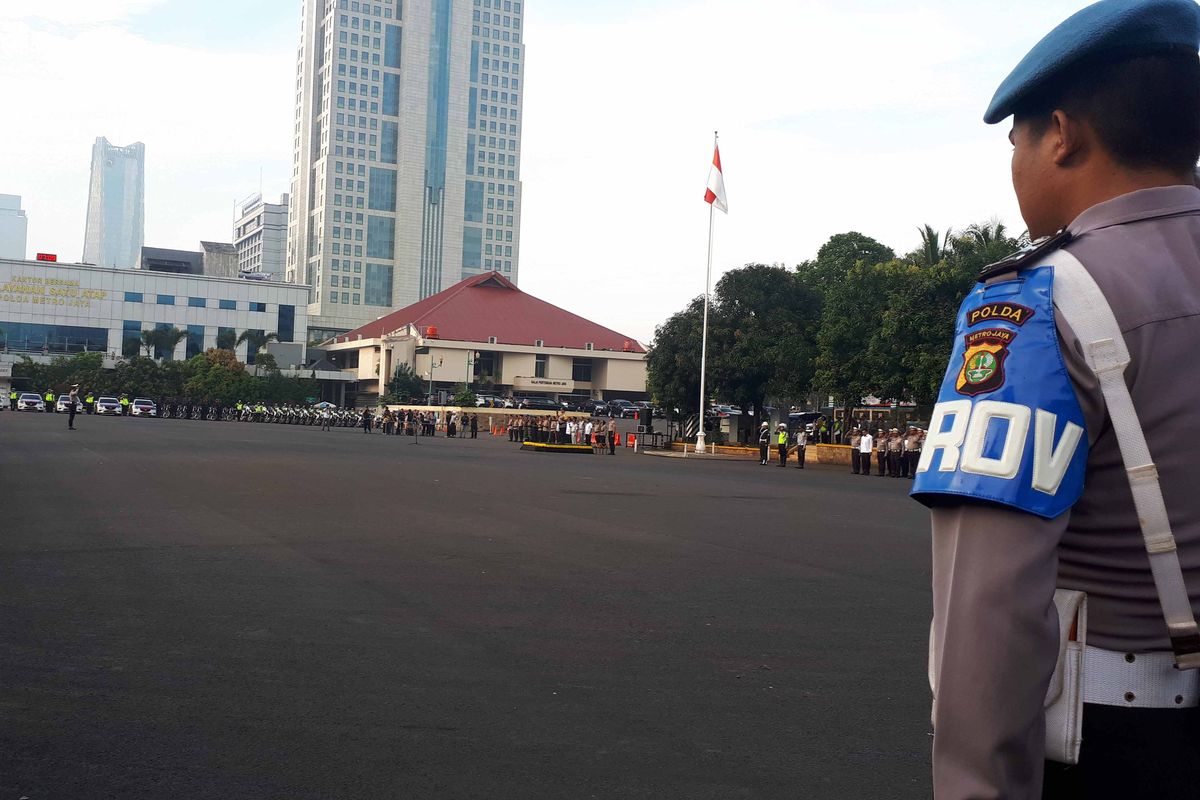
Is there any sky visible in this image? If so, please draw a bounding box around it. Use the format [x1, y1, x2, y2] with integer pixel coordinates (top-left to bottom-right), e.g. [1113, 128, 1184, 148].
[0, 0, 1091, 343]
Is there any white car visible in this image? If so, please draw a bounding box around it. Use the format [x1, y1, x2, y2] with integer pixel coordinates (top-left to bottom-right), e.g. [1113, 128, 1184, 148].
[95, 396, 122, 416]
[130, 398, 158, 417]
[16, 392, 44, 412]
[55, 396, 81, 413]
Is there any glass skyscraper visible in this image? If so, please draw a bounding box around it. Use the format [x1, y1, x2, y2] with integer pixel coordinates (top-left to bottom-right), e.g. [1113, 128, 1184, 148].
[82, 137, 145, 269]
[286, 0, 525, 341]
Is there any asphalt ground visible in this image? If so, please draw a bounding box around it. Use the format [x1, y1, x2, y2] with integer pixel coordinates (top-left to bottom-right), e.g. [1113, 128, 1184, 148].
[0, 410, 933, 799]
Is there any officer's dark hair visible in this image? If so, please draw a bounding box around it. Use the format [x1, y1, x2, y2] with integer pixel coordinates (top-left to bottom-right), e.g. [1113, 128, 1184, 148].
[1015, 51, 1200, 174]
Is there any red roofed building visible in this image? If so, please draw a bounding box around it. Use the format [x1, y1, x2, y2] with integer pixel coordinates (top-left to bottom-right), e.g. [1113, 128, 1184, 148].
[320, 272, 647, 405]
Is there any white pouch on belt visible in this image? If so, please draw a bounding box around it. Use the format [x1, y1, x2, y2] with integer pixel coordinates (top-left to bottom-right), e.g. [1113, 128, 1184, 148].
[1043, 589, 1086, 764]
[928, 588, 1086, 765]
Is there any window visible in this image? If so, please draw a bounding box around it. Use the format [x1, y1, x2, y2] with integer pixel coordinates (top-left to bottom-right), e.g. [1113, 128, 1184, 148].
[122, 320, 142, 357]
[154, 323, 175, 360]
[366, 216, 395, 258]
[217, 326, 236, 350]
[186, 325, 204, 360]
[368, 167, 397, 210]
[381, 121, 398, 164]
[278, 304, 296, 343]
[250, 302, 267, 313]
[219, 299, 236, 310]
[188, 297, 206, 308]
[462, 227, 482, 269]
[384, 24, 401, 67]
[572, 358, 593, 383]
[465, 180, 484, 222]
[157, 294, 175, 305]
[124, 291, 143, 303]
[534, 354, 547, 378]
[364, 263, 393, 306]
[244, 329, 265, 365]
[383, 73, 399, 115]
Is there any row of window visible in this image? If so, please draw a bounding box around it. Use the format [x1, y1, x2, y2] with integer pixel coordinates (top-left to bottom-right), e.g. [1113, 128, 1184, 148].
[338, 1, 395, 20]
[472, 25, 520, 44]
[475, 0, 521, 12]
[123, 292, 268, 312]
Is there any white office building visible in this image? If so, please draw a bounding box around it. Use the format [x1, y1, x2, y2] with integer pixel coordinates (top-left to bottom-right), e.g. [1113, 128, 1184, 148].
[0, 195, 28, 260]
[82, 137, 146, 269]
[234, 193, 289, 277]
[286, 0, 526, 342]
[0, 257, 309, 365]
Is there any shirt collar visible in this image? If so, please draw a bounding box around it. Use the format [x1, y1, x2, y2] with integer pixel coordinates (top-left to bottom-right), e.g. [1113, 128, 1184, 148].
[1068, 184, 1200, 237]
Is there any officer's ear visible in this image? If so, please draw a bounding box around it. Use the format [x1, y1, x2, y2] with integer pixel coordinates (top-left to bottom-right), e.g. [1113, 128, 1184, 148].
[1050, 109, 1089, 167]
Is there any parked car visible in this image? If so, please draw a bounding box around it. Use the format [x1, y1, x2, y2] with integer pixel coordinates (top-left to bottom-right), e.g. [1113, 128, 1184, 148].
[587, 401, 610, 417]
[788, 411, 824, 435]
[94, 396, 122, 416]
[55, 395, 81, 413]
[715, 404, 743, 416]
[130, 398, 158, 417]
[518, 397, 560, 411]
[474, 394, 505, 408]
[16, 393, 44, 412]
[608, 399, 638, 418]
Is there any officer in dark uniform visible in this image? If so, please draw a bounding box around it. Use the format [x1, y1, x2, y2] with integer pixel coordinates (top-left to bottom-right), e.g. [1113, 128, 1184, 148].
[912, 2, 1200, 796]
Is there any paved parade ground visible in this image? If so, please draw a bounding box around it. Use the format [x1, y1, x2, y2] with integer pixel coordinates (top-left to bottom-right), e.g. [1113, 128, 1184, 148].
[1, 412, 934, 799]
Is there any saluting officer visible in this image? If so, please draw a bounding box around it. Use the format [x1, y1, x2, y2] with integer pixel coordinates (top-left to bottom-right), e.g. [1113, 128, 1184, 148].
[912, 1, 1200, 795]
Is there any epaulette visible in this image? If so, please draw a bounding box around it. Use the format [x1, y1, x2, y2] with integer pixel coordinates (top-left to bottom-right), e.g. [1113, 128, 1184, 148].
[978, 229, 1072, 282]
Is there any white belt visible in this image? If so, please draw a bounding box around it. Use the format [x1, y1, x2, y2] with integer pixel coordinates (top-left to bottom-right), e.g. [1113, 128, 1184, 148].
[1083, 646, 1200, 708]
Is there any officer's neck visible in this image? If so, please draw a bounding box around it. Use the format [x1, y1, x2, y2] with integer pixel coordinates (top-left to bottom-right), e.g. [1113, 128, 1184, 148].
[1057, 161, 1194, 231]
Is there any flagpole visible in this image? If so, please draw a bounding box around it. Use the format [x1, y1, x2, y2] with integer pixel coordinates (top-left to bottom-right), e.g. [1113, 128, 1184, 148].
[696, 132, 718, 454]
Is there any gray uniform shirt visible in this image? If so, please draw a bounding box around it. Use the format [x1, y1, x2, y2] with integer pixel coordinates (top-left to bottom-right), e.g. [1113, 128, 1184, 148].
[930, 185, 1200, 797]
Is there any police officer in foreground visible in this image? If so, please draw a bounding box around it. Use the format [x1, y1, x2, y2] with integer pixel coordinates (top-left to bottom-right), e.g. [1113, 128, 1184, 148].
[912, 1, 1200, 796]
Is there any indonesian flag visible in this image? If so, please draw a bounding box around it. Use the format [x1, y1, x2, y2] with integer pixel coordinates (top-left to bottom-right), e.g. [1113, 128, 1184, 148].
[704, 144, 728, 214]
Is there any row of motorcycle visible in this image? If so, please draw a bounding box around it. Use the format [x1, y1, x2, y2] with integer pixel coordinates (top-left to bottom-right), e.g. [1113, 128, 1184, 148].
[155, 401, 362, 426]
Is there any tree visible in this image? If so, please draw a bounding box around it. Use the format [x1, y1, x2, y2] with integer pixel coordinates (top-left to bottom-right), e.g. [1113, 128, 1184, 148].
[384, 363, 425, 403]
[216, 328, 237, 351]
[911, 224, 953, 267]
[236, 330, 279, 357]
[451, 384, 477, 407]
[139, 327, 187, 360]
[796, 232, 896, 290]
[647, 297, 706, 417]
[709, 264, 821, 422]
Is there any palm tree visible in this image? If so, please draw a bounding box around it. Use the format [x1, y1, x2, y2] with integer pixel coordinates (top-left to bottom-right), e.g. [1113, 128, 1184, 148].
[216, 328, 237, 351]
[915, 224, 953, 267]
[236, 330, 280, 367]
[139, 328, 187, 360]
[962, 220, 1008, 248]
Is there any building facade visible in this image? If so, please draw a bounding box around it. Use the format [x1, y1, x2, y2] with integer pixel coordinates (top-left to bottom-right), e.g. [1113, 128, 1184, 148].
[286, 0, 525, 342]
[0, 195, 28, 260]
[234, 193, 289, 277]
[321, 271, 646, 404]
[82, 137, 145, 269]
[0, 257, 310, 365]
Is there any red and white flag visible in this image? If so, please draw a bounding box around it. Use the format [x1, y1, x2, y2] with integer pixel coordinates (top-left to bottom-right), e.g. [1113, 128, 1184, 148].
[704, 143, 728, 214]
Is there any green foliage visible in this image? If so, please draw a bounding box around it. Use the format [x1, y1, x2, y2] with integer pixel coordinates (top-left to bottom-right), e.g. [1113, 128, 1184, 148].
[138, 327, 187, 360]
[12, 347, 318, 405]
[796, 231, 896, 290]
[451, 384, 477, 407]
[383, 363, 426, 403]
[236, 330, 279, 355]
[652, 221, 1025, 417]
[216, 328, 237, 350]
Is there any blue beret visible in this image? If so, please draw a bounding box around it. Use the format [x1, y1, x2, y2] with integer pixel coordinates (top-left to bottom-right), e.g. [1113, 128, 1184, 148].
[984, 0, 1200, 124]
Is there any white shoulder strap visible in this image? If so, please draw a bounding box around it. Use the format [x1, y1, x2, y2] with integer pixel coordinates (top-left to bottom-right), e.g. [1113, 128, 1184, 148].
[1051, 250, 1200, 669]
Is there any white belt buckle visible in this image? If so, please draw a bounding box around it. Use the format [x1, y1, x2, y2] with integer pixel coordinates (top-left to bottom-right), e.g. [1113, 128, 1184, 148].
[1083, 646, 1200, 708]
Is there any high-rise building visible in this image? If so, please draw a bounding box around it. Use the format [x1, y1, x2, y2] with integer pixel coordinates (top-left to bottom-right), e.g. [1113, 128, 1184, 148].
[234, 193, 290, 277]
[82, 137, 145, 268]
[286, 0, 525, 342]
[0, 195, 28, 260]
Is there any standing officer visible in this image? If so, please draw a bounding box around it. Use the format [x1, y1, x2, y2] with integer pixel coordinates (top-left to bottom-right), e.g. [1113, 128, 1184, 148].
[886, 428, 903, 477]
[848, 427, 862, 474]
[84, 390, 95, 415]
[903, 426, 921, 480]
[66, 384, 79, 430]
[776, 422, 788, 467]
[875, 429, 888, 477]
[858, 428, 873, 477]
[793, 424, 806, 469]
[913, 1, 1200, 795]
[7, 387, 15, 410]
[758, 421, 770, 465]
[44, 387, 55, 412]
